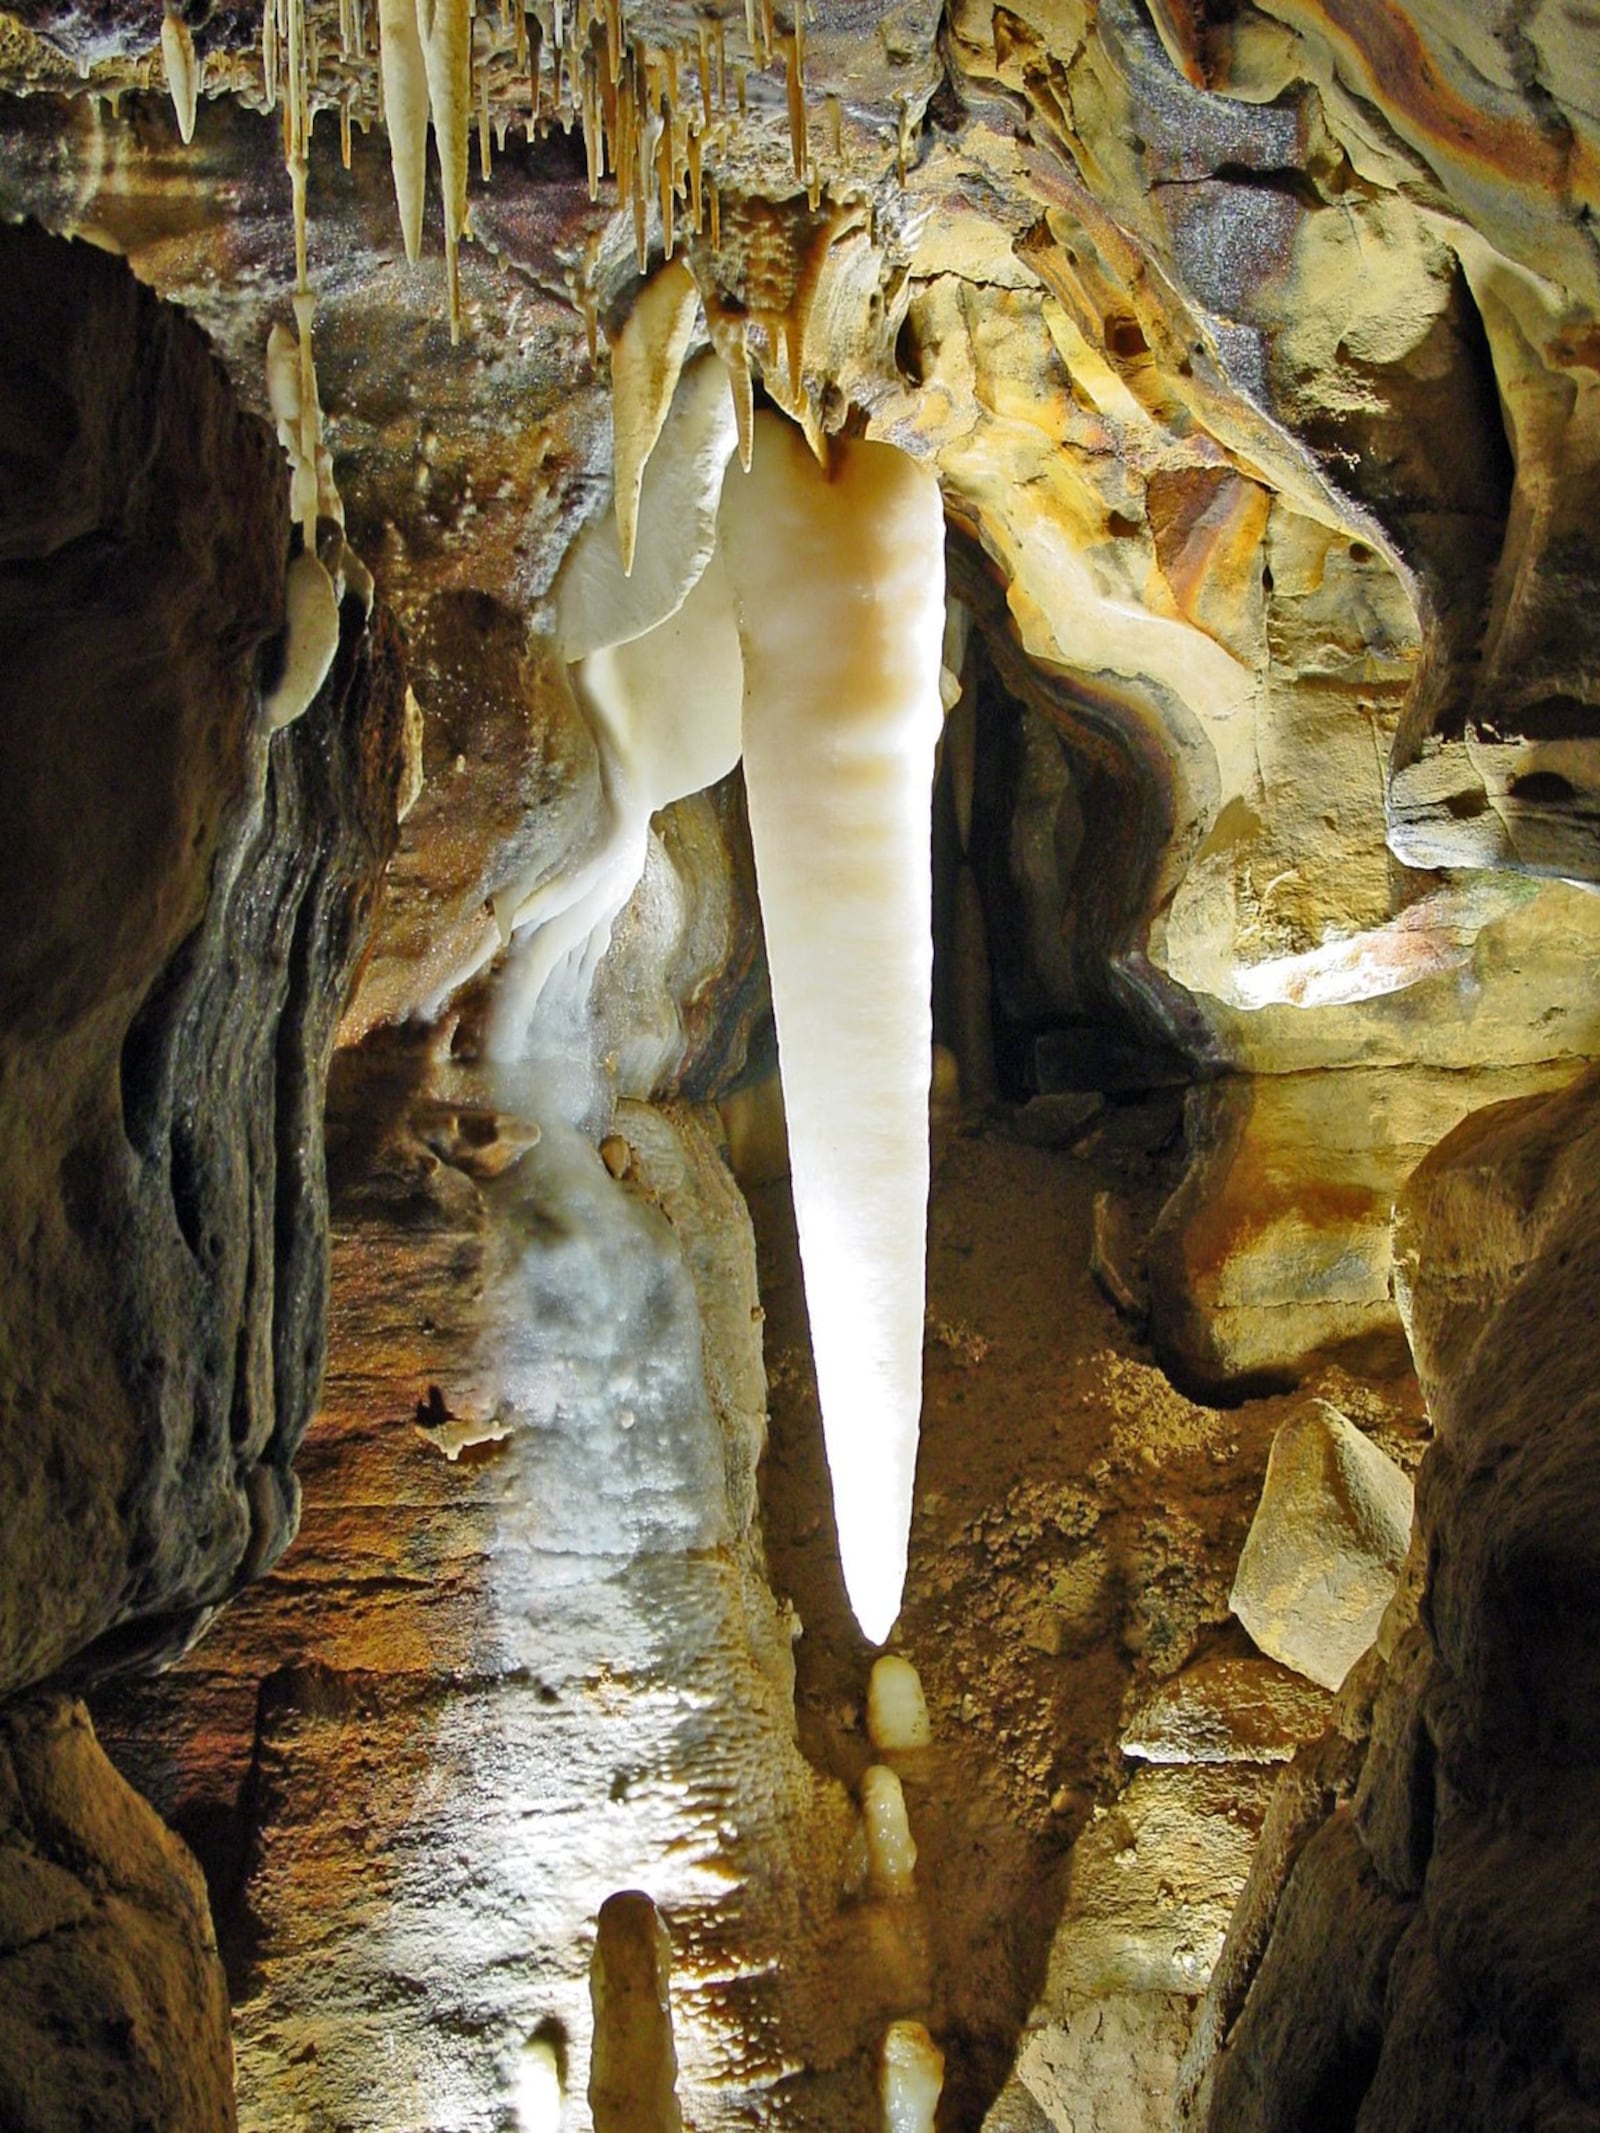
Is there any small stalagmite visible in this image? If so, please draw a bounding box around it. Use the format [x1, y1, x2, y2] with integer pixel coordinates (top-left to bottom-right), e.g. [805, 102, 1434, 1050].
[514, 2036, 564, 2132]
[881, 2020, 944, 2132]
[588, 1891, 683, 2133]
[867, 1655, 931, 1754]
[861, 1764, 917, 1898]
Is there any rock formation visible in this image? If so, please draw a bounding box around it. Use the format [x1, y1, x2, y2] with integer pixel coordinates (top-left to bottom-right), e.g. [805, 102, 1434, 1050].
[0, 1694, 237, 2133]
[0, 0, 1597, 2128]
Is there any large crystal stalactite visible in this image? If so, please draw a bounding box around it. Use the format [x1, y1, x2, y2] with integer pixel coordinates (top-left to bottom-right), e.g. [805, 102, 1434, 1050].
[719, 415, 946, 1645]
[498, 366, 946, 1643]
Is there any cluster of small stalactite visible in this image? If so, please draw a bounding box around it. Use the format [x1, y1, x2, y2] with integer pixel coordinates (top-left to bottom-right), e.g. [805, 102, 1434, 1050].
[243, 0, 831, 340]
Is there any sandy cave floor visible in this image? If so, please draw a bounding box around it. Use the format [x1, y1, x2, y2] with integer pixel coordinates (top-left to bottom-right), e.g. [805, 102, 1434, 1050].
[748, 1092, 1427, 2127]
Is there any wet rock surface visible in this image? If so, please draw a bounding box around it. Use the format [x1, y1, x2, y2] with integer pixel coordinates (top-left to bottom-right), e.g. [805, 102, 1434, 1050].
[3, 1, 1600, 2128]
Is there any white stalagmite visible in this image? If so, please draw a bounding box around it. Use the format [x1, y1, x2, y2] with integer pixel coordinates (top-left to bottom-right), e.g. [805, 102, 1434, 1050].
[609, 258, 701, 578]
[514, 2037, 564, 2132]
[881, 2022, 944, 2133]
[379, 0, 430, 263]
[161, 11, 199, 142]
[867, 1655, 932, 1753]
[861, 1764, 917, 1897]
[719, 414, 946, 1647]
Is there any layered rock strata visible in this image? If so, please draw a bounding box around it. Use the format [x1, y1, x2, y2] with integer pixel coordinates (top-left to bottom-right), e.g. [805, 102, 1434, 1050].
[2, 2, 1600, 2130]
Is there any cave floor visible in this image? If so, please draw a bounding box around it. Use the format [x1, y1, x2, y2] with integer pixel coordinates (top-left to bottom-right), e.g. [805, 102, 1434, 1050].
[741, 1091, 1424, 2127]
[90, 1073, 1426, 2131]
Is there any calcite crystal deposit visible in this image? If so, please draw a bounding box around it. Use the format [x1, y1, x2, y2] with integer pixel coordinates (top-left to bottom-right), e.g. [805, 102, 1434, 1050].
[2, 0, 1600, 2128]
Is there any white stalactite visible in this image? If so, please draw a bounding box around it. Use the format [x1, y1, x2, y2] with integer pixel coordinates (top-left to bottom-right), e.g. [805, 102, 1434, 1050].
[558, 352, 737, 662]
[719, 414, 946, 1646]
[501, 327, 946, 1645]
[378, 0, 430, 264]
[609, 258, 701, 579]
[489, 535, 743, 1053]
[416, 0, 471, 339]
[161, 11, 199, 142]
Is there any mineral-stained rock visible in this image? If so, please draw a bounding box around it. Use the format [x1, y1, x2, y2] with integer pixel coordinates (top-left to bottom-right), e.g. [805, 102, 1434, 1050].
[1146, 1066, 1567, 1395]
[1121, 1655, 1333, 1768]
[1089, 1189, 1149, 1325]
[1230, 1405, 1414, 1693]
[1009, 1091, 1106, 1149]
[1184, 1807, 1415, 2133]
[0, 1695, 235, 2133]
[4, 0, 1600, 2121]
[1393, 1064, 1600, 1416]
[1004, 1991, 1194, 2133]
[1183, 1070, 1600, 2131]
[1039, 1764, 1279, 2001]
[986, 1759, 1278, 2132]
[337, 596, 603, 1044]
[0, 222, 406, 1698]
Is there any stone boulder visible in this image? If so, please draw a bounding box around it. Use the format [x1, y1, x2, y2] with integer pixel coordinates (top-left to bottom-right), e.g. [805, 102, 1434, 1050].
[1230, 1405, 1414, 1692]
[0, 1695, 235, 2133]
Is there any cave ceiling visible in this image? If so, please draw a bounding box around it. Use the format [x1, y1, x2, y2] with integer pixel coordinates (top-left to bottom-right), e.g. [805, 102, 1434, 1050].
[6, 0, 1600, 1076]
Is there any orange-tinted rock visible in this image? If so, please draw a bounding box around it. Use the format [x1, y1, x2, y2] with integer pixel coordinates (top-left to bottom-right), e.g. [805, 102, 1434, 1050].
[1183, 1068, 1600, 2130]
[0, 1695, 236, 2133]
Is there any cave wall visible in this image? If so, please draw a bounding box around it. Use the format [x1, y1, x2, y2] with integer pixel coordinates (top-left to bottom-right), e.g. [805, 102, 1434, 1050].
[1, 1, 1600, 2130]
[0, 222, 407, 1697]
[1181, 1067, 1600, 2133]
[0, 220, 406, 2125]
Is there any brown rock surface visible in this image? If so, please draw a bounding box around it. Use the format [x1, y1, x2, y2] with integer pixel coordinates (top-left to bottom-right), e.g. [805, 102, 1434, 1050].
[0, 1694, 236, 2133]
[1121, 1654, 1332, 1768]
[4, 0, 1600, 2128]
[1182, 1071, 1600, 2131]
[1230, 1404, 1414, 1692]
[1147, 1064, 1571, 1394]
[0, 221, 405, 1699]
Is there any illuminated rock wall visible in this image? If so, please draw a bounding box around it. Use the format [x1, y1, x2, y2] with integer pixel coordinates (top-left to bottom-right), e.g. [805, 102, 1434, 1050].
[1, 2, 1599, 2129]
